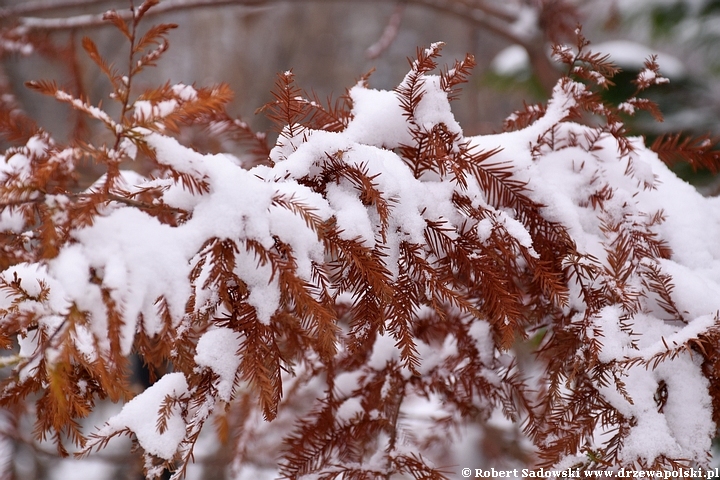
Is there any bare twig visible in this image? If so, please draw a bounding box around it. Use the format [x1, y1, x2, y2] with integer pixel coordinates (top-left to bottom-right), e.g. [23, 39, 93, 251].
[11, 0, 523, 43]
[0, 355, 21, 369]
[366, 2, 406, 60]
[0, 192, 187, 216]
[0, 0, 123, 19]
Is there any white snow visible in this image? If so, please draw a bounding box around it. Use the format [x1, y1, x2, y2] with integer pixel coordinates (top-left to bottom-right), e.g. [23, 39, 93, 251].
[2, 58, 720, 474]
[98, 372, 188, 460]
[171, 83, 198, 101]
[194, 327, 242, 402]
[470, 76, 720, 466]
[343, 86, 412, 148]
[412, 75, 463, 136]
[336, 397, 363, 422]
[491, 44, 531, 77]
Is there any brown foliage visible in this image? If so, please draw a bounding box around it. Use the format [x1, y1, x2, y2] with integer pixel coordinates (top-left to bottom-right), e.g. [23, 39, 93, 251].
[0, 3, 719, 480]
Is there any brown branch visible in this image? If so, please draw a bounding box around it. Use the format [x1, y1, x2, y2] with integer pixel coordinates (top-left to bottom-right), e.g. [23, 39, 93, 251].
[14, 0, 271, 30]
[366, 2, 406, 60]
[103, 193, 188, 215]
[0, 192, 187, 216]
[0, 0, 122, 19]
[460, 0, 517, 23]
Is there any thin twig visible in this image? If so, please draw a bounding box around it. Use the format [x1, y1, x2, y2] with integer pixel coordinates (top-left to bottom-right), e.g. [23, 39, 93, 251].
[366, 2, 406, 60]
[104, 192, 188, 215]
[11, 0, 525, 48]
[6, 0, 559, 104]
[0, 191, 188, 216]
[0, 0, 123, 19]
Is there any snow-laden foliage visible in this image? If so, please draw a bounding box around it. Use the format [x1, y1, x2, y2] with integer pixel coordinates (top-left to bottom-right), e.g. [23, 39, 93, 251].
[1, 4, 720, 478]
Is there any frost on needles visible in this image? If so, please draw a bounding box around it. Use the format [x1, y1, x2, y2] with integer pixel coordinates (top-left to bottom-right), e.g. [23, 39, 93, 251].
[1, 5, 720, 478]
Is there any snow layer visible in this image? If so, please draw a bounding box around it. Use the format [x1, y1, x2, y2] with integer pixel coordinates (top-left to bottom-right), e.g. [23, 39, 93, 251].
[97, 372, 188, 460]
[194, 327, 242, 402]
[472, 79, 720, 466]
[2, 64, 720, 471]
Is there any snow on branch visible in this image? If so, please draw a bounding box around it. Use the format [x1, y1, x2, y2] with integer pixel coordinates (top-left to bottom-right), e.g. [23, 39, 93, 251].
[1, 5, 720, 478]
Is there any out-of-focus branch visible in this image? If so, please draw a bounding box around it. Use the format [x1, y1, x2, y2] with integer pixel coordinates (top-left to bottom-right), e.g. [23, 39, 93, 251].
[447, 0, 518, 23]
[402, 0, 564, 93]
[4, 0, 563, 94]
[366, 2, 405, 59]
[0, 0, 122, 18]
[7, 0, 529, 44]
[10, 0, 271, 29]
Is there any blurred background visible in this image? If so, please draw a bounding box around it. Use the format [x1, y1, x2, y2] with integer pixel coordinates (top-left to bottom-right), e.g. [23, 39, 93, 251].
[3, 1, 719, 142]
[1, 0, 720, 478]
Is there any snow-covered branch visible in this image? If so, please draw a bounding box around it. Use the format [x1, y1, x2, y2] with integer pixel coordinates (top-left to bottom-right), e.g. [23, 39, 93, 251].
[4, 3, 718, 478]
